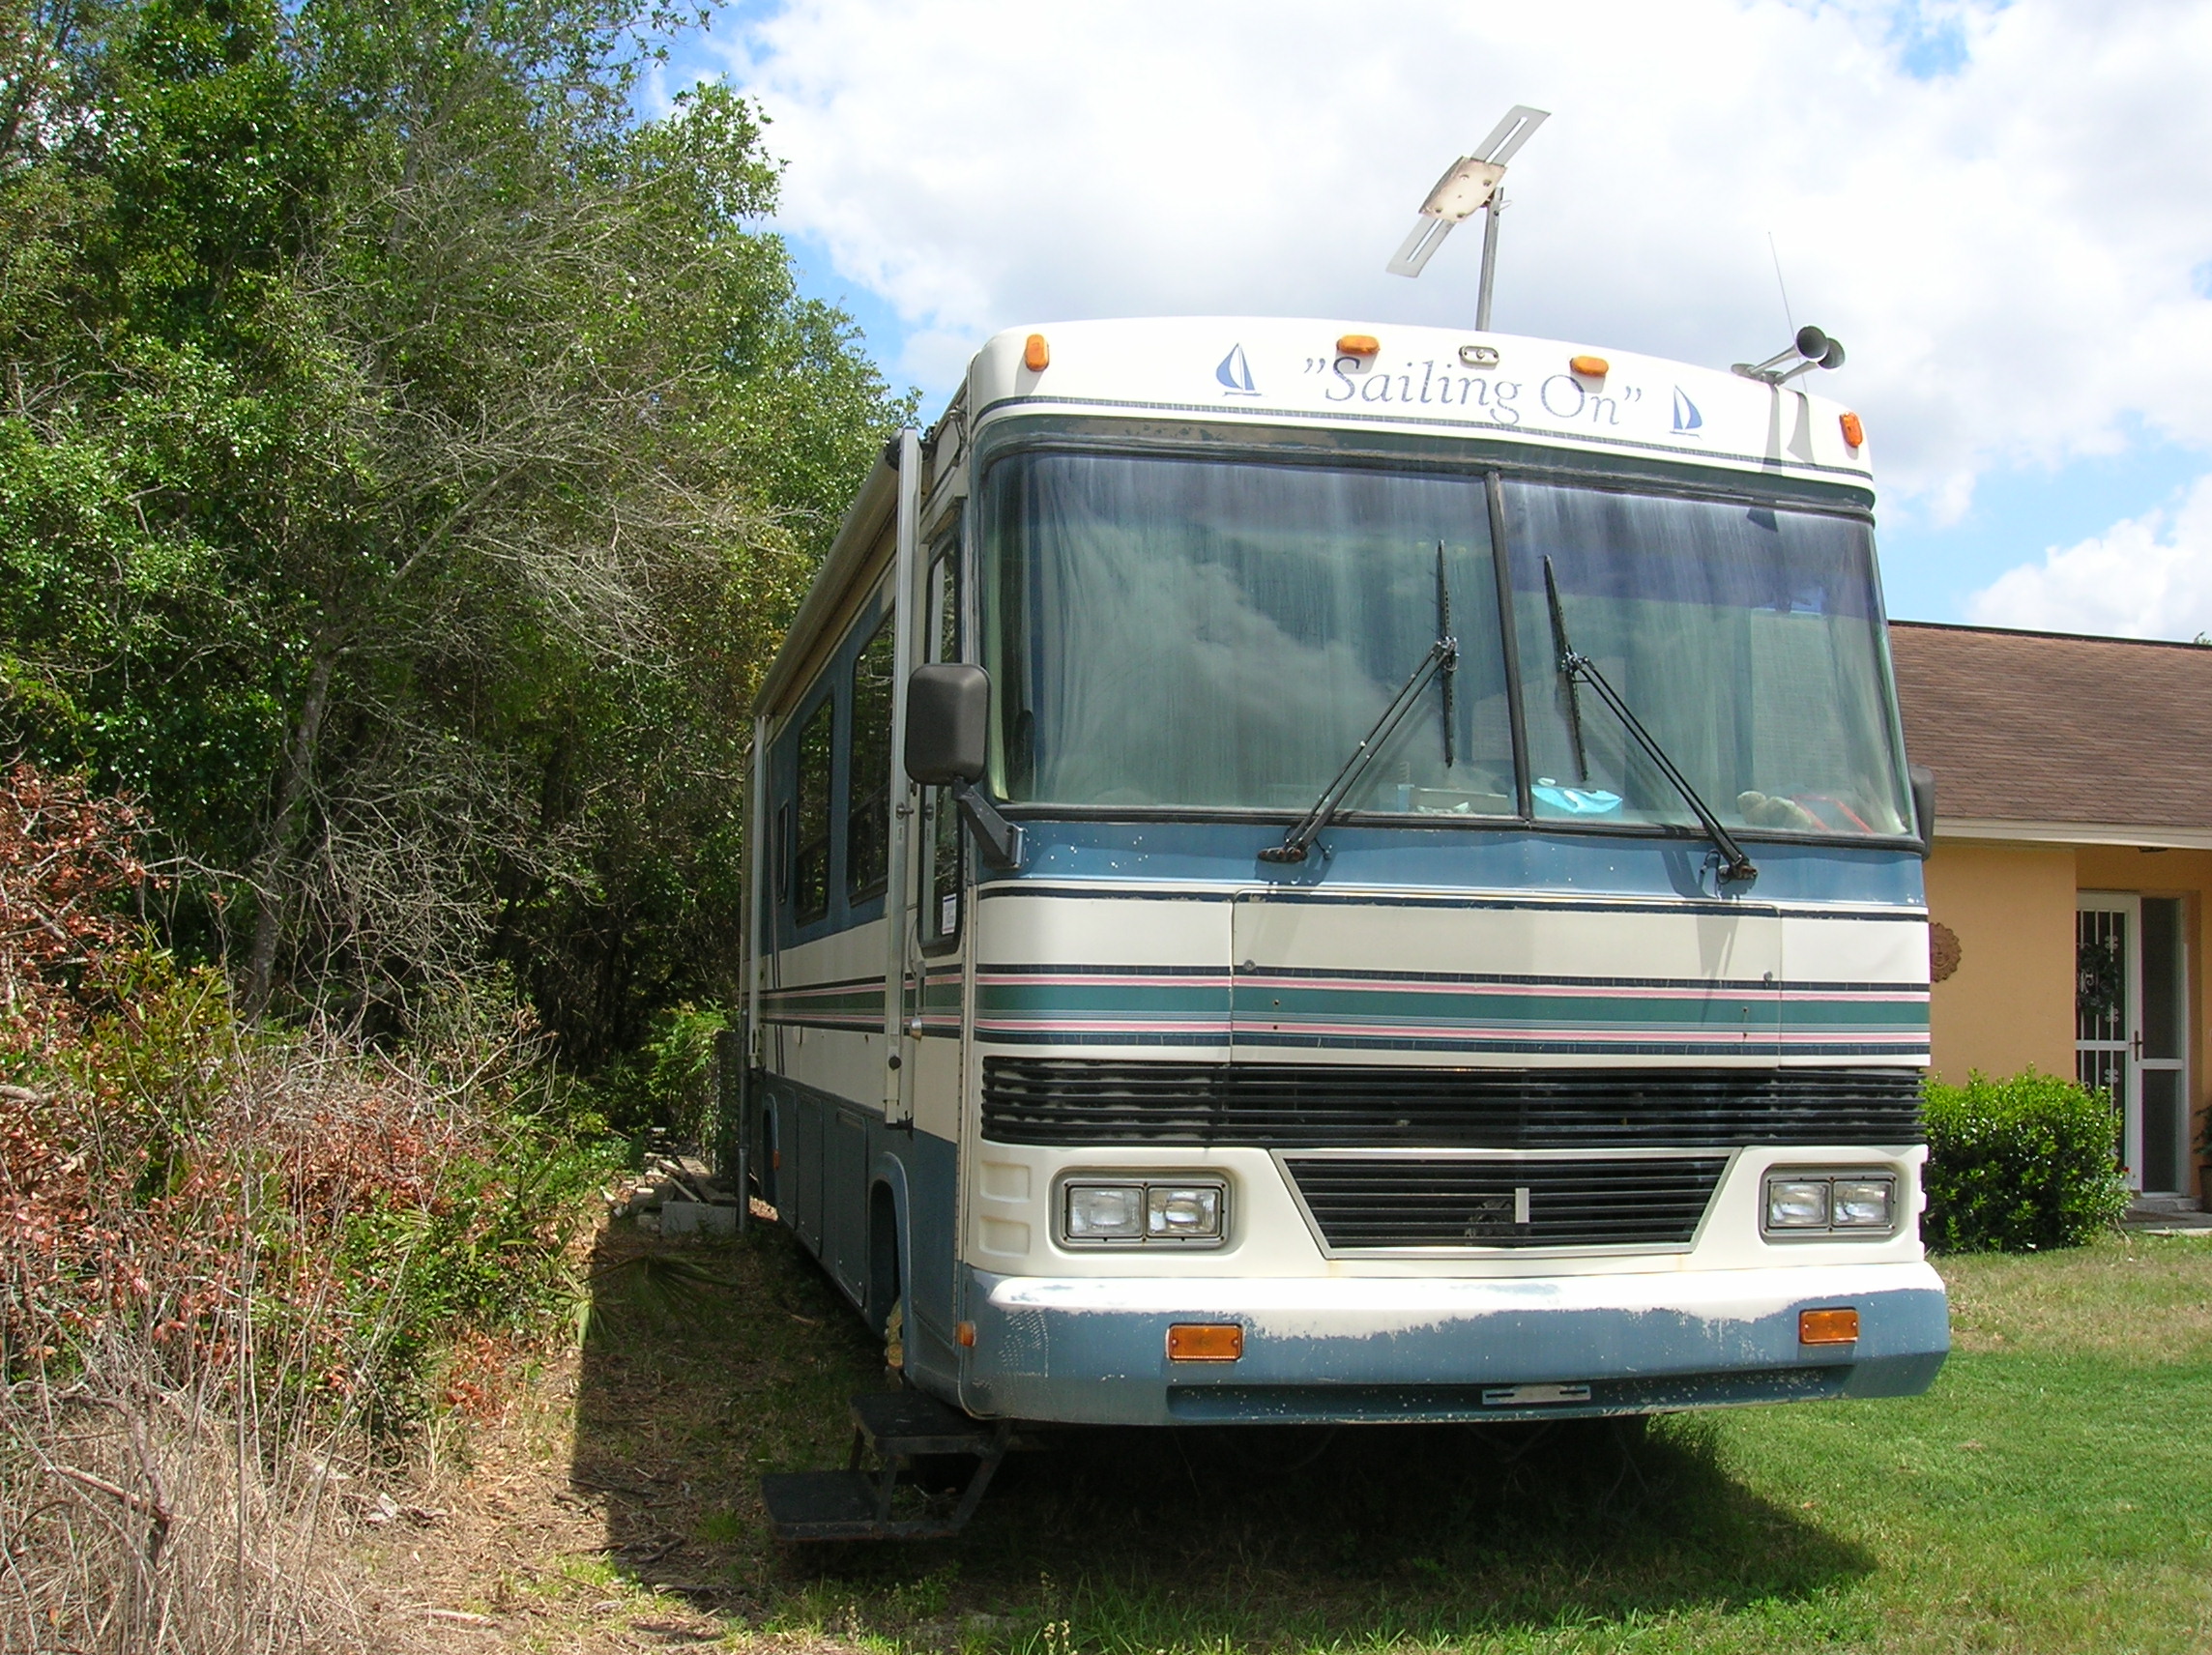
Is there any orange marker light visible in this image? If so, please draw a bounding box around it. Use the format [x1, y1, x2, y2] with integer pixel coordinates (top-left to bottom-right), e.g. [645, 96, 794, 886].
[955, 1321, 977, 1349]
[1167, 1323, 1243, 1362]
[1799, 1307, 1860, 1346]
[1023, 334, 1050, 371]
[1839, 411, 1865, 448]
[1337, 334, 1381, 358]
[1569, 354, 1610, 377]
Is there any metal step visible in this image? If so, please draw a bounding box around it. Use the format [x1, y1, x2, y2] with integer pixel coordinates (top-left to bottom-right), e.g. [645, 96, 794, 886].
[762, 1391, 1013, 1542]
[758, 1469, 968, 1542]
[850, 1389, 995, 1457]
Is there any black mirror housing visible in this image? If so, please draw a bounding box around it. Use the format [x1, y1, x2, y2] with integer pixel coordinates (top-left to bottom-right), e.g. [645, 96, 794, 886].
[1909, 764, 1936, 857]
[906, 663, 990, 785]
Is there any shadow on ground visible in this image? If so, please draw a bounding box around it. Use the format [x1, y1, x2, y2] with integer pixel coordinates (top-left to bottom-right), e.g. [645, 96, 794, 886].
[571, 1217, 1876, 1646]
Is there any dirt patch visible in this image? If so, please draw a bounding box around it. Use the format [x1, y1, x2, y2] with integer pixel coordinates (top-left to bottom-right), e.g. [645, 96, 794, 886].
[349, 1214, 883, 1650]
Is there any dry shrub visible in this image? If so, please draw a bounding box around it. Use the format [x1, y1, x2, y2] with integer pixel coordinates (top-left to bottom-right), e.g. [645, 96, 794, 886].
[0, 766, 613, 1652]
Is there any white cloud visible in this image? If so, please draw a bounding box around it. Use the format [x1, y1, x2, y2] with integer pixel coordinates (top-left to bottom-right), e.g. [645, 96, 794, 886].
[687, 0, 2212, 522]
[1966, 476, 2212, 638]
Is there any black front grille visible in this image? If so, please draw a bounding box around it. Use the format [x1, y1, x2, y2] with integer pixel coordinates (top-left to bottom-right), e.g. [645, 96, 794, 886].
[1282, 1154, 1729, 1251]
[980, 1059, 1921, 1147]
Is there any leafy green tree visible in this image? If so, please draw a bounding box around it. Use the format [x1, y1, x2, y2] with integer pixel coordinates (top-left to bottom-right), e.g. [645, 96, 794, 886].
[0, 0, 907, 1063]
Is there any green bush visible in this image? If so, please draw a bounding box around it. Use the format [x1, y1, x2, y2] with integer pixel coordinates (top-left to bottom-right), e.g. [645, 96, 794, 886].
[587, 1001, 728, 1141]
[1922, 1070, 2132, 1252]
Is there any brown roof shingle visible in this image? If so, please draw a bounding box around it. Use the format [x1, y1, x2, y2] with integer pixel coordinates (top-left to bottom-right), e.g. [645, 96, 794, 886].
[1888, 621, 2212, 830]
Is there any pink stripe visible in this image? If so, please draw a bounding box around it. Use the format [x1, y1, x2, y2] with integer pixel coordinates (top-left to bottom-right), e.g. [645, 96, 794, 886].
[976, 1019, 1924, 1046]
[976, 973, 1235, 989]
[979, 972, 1925, 1003]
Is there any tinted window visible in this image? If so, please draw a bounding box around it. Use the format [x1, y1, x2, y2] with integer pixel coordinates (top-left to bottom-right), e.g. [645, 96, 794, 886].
[919, 549, 962, 948]
[793, 697, 833, 925]
[1504, 481, 1909, 837]
[985, 451, 1511, 815]
[845, 614, 895, 904]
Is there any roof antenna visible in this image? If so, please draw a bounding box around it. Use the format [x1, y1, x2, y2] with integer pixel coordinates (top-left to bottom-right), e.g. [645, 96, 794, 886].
[1766, 230, 1795, 334]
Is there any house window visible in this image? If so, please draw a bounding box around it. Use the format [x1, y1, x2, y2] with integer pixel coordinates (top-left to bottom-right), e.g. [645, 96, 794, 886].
[845, 614, 895, 905]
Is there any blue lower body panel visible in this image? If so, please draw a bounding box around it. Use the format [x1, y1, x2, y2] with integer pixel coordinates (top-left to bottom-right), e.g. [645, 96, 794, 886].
[956, 1262, 1948, 1425]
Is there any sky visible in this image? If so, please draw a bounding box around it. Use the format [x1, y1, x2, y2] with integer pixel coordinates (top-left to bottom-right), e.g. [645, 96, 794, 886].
[654, 0, 2212, 636]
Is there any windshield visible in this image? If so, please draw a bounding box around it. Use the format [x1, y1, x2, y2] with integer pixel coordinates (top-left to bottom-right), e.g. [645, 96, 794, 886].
[984, 450, 1515, 815]
[983, 446, 1911, 840]
[1505, 480, 1909, 838]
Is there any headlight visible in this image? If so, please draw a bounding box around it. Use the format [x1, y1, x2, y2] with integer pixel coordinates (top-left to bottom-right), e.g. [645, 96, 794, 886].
[1831, 1178, 1895, 1229]
[1765, 1179, 1831, 1229]
[1147, 1184, 1222, 1239]
[1762, 1170, 1900, 1239]
[1064, 1183, 1144, 1239]
[1061, 1176, 1227, 1248]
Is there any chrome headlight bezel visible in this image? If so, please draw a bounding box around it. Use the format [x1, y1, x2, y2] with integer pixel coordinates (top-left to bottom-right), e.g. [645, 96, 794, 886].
[1058, 1175, 1229, 1249]
[1761, 1167, 1901, 1241]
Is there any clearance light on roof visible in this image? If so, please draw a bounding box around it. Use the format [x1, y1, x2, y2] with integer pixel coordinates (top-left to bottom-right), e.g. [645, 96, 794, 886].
[1840, 411, 1865, 448]
[1023, 333, 1049, 371]
[1569, 354, 1609, 377]
[1337, 334, 1381, 358]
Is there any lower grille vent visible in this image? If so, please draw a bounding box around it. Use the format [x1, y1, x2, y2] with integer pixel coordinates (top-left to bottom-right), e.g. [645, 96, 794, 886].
[1281, 1154, 1728, 1251]
[981, 1059, 1921, 1147]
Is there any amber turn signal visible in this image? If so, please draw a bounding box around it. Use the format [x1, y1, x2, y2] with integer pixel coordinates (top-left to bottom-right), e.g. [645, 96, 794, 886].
[1336, 334, 1381, 358]
[1569, 354, 1610, 377]
[1839, 411, 1865, 448]
[1799, 1307, 1860, 1346]
[955, 1321, 976, 1349]
[1167, 1323, 1243, 1362]
[1022, 334, 1050, 371]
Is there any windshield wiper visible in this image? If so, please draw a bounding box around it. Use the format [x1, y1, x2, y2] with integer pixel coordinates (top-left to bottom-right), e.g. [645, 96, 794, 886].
[1541, 556, 1758, 885]
[1261, 630, 1458, 865]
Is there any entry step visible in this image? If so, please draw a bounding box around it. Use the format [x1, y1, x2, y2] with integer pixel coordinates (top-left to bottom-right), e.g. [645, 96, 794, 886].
[851, 1389, 995, 1456]
[762, 1390, 1013, 1542]
[759, 1470, 966, 1540]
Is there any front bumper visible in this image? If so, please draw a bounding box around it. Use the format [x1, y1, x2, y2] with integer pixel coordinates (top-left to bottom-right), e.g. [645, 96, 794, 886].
[957, 1262, 1949, 1425]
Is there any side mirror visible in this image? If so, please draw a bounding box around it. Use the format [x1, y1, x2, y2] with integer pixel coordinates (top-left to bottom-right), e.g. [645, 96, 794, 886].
[903, 663, 1022, 872]
[1909, 764, 1936, 857]
[905, 663, 990, 786]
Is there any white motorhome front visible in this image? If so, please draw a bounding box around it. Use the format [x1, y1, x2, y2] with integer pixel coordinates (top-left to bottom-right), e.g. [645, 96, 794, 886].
[745, 317, 1947, 1431]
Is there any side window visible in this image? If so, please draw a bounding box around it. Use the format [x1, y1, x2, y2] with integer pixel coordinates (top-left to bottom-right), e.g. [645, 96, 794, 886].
[845, 612, 896, 905]
[794, 697, 833, 927]
[774, 800, 792, 909]
[918, 546, 964, 952]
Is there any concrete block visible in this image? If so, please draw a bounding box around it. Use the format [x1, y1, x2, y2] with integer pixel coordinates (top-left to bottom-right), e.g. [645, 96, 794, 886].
[660, 1200, 737, 1236]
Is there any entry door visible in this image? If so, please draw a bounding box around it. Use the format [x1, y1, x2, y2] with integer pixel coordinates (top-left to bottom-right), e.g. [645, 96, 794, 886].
[2077, 894, 2190, 1195]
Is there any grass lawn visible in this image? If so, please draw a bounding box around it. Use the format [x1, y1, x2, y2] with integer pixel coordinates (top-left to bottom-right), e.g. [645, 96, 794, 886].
[545, 1226, 2212, 1654]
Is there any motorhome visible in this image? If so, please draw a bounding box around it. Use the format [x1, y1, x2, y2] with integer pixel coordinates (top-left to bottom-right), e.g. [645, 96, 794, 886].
[742, 317, 1947, 1535]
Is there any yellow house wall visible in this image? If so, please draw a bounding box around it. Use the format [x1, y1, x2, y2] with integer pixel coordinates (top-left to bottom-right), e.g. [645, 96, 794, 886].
[1923, 840, 2210, 1201]
[1923, 841, 2077, 1084]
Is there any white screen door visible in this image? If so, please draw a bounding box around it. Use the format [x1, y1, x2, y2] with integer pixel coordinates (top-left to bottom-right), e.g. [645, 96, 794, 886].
[2078, 893, 2190, 1195]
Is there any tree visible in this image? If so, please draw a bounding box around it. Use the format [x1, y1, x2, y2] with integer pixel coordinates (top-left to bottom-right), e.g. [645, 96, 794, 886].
[0, 0, 908, 1060]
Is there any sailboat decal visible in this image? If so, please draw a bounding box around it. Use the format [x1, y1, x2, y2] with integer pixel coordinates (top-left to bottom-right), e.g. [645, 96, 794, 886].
[1216, 343, 1259, 396]
[1672, 387, 1703, 434]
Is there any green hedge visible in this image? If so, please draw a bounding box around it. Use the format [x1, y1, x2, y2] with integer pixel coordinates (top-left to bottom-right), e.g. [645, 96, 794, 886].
[1921, 1070, 2132, 1252]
